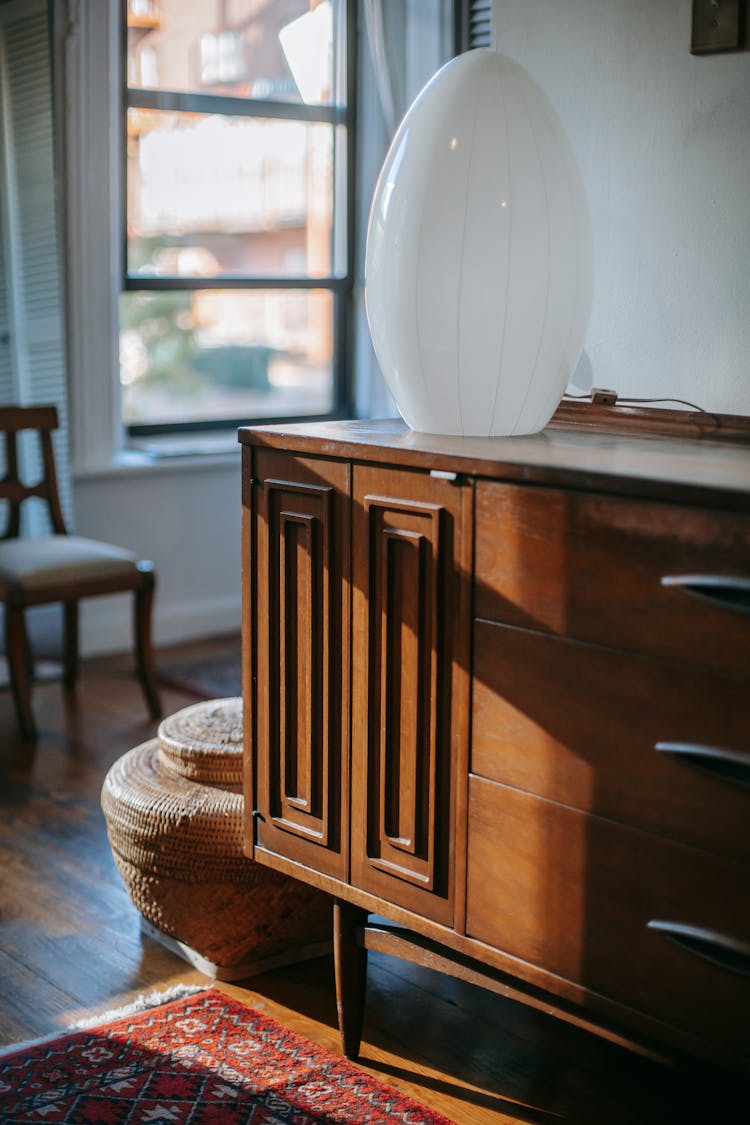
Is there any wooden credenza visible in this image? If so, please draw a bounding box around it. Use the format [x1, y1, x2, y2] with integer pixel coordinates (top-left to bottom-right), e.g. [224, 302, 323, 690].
[239, 415, 750, 1075]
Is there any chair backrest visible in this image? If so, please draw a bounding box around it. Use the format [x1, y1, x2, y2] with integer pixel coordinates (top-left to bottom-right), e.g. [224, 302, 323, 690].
[0, 405, 68, 540]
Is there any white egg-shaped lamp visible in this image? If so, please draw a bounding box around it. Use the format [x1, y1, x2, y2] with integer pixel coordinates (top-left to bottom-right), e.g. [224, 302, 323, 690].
[365, 49, 593, 437]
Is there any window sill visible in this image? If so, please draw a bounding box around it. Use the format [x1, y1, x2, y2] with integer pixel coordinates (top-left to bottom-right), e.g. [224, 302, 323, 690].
[73, 442, 241, 482]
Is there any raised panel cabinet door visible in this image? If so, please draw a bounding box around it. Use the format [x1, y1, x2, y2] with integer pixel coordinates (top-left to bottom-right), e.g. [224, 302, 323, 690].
[250, 448, 350, 881]
[350, 465, 470, 925]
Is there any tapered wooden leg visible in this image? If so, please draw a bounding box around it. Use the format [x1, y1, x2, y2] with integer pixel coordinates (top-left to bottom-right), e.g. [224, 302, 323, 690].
[134, 563, 161, 719]
[63, 601, 79, 692]
[333, 899, 369, 1059]
[5, 604, 37, 741]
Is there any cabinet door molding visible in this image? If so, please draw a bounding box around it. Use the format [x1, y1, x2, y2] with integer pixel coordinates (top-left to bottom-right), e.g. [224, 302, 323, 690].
[252, 450, 350, 880]
[350, 467, 467, 924]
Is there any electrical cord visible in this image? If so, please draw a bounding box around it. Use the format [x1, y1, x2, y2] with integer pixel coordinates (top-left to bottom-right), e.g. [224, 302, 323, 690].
[563, 390, 711, 414]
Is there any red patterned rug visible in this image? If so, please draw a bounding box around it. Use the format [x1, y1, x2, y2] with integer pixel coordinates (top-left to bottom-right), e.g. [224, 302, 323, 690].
[0, 988, 452, 1124]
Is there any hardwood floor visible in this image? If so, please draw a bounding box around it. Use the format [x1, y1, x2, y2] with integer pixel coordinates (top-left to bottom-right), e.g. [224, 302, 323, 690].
[0, 633, 741, 1124]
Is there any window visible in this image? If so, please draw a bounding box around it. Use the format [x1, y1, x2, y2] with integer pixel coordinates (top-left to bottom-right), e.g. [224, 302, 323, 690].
[122, 0, 355, 435]
[199, 32, 244, 86]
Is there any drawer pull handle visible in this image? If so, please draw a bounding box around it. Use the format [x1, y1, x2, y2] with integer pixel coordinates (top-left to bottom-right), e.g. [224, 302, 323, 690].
[647, 921, 750, 978]
[660, 574, 750, 614]
[429, 469, 458, 482]
[654, 741, 750, 788]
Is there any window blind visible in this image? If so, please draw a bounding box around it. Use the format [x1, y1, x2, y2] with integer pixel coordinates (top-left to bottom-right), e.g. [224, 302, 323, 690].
[457, 0, 492, 51]
[0, 0, 71, 533]
[468, 0, 492, 48]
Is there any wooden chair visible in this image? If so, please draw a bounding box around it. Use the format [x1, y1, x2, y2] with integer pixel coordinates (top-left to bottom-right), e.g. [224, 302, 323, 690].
[0, 405, 162, 740]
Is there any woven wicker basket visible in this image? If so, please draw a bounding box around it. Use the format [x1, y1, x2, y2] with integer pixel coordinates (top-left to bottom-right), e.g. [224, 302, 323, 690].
[101, 697, 331, 979]
[157, 697, 244, 790]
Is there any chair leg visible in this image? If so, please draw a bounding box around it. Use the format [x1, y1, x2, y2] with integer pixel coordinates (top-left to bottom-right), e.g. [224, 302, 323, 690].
[63, 601, 79, 692]
[5, 604, 37, 741]
[134, 564, 161, 720]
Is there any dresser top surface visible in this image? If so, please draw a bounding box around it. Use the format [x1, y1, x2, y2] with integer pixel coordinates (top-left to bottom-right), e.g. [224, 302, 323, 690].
[238, 417, 750, 508]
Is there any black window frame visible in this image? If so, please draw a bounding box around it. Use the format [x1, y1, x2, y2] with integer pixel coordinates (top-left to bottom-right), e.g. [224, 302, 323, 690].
[121, 0, 358, 438]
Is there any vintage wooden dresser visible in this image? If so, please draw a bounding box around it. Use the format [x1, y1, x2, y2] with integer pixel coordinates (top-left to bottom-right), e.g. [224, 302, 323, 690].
[239, 411, 750, 1074]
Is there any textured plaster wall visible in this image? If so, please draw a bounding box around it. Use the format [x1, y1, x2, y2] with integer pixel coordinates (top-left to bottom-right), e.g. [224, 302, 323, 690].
[493, 0, 750, 414]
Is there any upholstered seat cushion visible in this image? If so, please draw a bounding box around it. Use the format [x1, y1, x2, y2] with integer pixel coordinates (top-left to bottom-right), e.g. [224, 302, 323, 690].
[0, 535, 140, 593]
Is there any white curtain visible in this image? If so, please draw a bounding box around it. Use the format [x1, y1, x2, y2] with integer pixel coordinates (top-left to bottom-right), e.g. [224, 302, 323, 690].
[354, 0, 454, 419]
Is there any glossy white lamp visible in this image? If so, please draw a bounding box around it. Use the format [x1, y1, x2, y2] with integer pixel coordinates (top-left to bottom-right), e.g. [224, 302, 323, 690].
[365, 49, 593, 437]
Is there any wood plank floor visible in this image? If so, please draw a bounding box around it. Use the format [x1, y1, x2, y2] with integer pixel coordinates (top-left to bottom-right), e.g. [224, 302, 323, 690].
[0, 634, 741, 1124]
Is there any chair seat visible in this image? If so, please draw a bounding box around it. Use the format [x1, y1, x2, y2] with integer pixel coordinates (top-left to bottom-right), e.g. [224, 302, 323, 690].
[0, 535, 140, 594]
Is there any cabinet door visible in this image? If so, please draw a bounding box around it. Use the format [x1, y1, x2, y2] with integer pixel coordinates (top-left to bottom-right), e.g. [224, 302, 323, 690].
[350, 466, 469, 925]
[251, 449, 350, 880]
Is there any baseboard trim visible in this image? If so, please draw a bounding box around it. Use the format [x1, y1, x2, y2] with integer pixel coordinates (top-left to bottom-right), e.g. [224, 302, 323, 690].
[1, 596, 241, 660]
[79, 594, 241, 657]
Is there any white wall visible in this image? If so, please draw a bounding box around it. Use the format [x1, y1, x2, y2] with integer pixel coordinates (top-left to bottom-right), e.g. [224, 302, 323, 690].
[492, 0, 750, 414]
[73, 457, 242, 654]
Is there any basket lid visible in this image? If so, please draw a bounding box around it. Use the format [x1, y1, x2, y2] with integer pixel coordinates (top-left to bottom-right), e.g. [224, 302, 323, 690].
[157, 697, 243, 788]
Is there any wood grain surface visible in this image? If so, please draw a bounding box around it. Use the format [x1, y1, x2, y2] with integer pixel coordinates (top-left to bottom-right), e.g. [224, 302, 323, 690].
[0, 634, 742, 1123]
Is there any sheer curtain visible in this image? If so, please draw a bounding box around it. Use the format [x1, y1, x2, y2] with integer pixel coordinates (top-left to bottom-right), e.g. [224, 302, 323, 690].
[354, 0, 454, 420]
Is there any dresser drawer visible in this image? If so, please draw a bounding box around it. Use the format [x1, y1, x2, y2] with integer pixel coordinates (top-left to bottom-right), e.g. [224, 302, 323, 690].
[472, 619, 750, 862]
[466, 777, 750, 1055]
[474, 481, 750, 679]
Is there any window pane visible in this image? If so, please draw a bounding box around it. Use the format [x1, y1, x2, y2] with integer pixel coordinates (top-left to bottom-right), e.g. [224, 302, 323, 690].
[120, 289, 334, 426]
[127, 0, 345, 107]
[127, 110, 339, 279]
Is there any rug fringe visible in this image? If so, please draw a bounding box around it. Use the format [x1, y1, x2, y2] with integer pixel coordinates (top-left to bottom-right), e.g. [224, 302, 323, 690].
[0, 984, 209, 1059]
[68, 983, 209, 1029]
